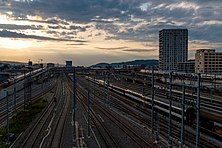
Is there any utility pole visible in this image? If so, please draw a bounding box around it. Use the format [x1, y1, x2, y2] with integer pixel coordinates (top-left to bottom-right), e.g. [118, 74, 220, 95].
[164, 74, 167, 92]
[5, 90, 10, 145]
[155, 108, 159, 143]
[214, 74, 216, 90]
[41, 73, 44, 91]
[63, 78, 65, 97]
[87, 89, 91, 138]
[151, 67, 155, 134]
[93, 75, 95, 106]
[13, 78, 17, 110]
[142, 86, 145, 107]
[103, 71, 107, 104]
[41, 59, 44, 91]
[29, 70, 32, 106]
[180, 82, 185, 147]
[107, 71, 110, 107]
[168, 71, 173, 147]
[142, 87, 145, 96]
[23, 72, 26, 110]
[196, 73, 201, 148]
[211, 76, 213, 103]
[73, 68, 76, 134]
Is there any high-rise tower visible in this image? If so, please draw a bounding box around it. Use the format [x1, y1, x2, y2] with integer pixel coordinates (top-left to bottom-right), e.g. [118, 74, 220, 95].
[159, 29, 188, 71]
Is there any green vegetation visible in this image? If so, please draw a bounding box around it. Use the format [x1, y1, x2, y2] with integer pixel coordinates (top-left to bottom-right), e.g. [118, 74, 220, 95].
[0, 93, 53, 148]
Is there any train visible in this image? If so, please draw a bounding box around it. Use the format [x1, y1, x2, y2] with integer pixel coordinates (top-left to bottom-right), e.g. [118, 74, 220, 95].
[0, 68, 48, 89]
[0, 79, 13, 89]
[86, 76, 182, 120]
[85, 76, 222, 140]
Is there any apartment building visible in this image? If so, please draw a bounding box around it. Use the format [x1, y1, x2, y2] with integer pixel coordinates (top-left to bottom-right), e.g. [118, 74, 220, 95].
[195, 49, 222, 74]
[159, 29, 188, 71]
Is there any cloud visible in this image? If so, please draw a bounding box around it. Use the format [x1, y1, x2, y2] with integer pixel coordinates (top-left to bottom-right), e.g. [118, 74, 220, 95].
[166, 2, 200, 11]
[2, 0, 221, 45]
[200, 20, 222, 26]
[1, 0, 222, 64]
[95, 46, 128, 50]
[15, 18, 69, 25]
[69, 25, 89, 32]
[0, 29, 86, 42]
[48, 25, 66, 29]
[72, 39, 87, 43]
[91, 18, 119, 23]
[0, 24, 43, 30]
[123, 49, 157, 53]
[67, 43, 87, 46]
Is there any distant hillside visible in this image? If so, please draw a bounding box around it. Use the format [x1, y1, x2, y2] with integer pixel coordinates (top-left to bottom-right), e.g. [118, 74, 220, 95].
[91, 63, 110, 68]
[90, 59, 159, 68]
[0, 61, 25, 65]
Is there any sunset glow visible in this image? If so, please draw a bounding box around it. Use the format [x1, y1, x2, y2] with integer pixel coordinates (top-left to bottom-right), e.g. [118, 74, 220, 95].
[0, 0, 222, 66]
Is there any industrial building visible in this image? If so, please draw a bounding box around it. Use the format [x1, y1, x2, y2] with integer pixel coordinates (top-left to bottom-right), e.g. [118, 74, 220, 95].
[66, 61, 73, 67]
[195, 49, 222, 74]
[0, 73, 10, 83]
[47, 63, 55, 68]
[159, 29, 188, 71]
[28, 60, 33, 67]
[177, 60, 195, 73]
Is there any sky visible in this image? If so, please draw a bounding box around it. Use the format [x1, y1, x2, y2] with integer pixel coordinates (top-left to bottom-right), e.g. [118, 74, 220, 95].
[0, 0, 222, 66]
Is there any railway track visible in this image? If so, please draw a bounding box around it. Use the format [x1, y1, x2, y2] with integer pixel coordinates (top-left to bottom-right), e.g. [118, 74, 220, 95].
[47, 85, 70, 147]
[107, 78, 222, 140]
[0, 81, 53, 111]
[78, 77, 176, 146]
[0, 84, 55, 126]
[11, 81, 58, 148]
[67, 77, 119, 148]
[18, 93, 56, 148]
[75, 77, 154, 147]
[76, 89, 119, 148]
[44, 75, 71, 148]
[106, 75, 222, 129]
[80, 76, 221, 147]
[97, 105, 152, 148]
[110, 75, 222, 114]
[14, 75, 70, 148]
